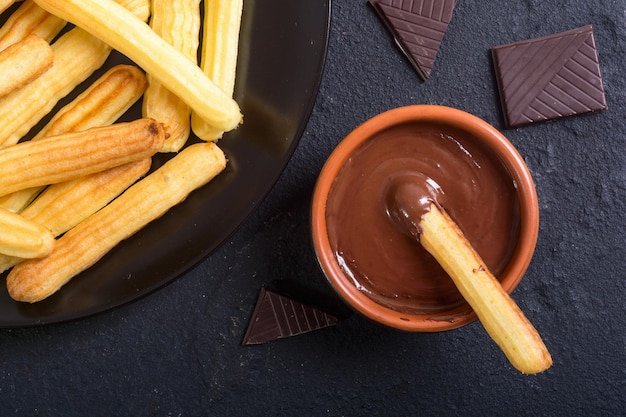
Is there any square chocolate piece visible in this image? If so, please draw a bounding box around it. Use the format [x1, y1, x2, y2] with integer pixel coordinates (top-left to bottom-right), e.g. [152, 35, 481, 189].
[491, 25, 607, 128]
[370, 0, 458, 81]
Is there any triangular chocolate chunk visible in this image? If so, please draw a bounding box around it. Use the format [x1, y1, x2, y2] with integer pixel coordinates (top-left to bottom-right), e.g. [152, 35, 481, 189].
[491, 25, 607, 128]
[370, 0, 458, 80]
[242, 287, 339, 345]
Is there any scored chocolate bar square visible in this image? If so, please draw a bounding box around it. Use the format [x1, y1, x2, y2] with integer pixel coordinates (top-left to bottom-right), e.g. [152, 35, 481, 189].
[491, 25, 607, 128]
[370, 0, 458, 81]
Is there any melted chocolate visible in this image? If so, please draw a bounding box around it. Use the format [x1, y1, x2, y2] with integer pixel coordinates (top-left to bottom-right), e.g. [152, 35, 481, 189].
[325, 122, 520, 314]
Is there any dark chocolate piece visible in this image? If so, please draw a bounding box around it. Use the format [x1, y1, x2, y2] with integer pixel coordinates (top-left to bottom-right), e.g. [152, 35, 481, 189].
[491, 25, 607, 128]
[242, 287, 339, 345]
[369, 0, 458, 80]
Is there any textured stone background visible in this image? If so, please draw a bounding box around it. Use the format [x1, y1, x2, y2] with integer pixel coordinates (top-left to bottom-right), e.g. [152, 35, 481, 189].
[1, 0, 624, 415]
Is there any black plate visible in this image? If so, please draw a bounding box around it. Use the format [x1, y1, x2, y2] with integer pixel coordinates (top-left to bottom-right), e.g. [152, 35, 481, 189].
[0, 0, 331, 327]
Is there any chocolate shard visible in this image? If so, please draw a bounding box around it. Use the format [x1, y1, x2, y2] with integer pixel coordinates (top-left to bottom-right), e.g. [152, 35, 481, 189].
[491, 25, 608, 128]
[242, 286, 339, 345]
[369, 0, 458, 80]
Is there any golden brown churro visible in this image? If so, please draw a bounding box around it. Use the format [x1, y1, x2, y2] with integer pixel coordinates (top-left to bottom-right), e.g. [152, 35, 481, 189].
[0, 0, 151, 147]
[0, 0, 66, 52]
[0, 0, 149, 53]
[0, 64, 148, 213]
[7, 142, 226, 303]
[0, 119, 165, 196]
[191, 0, 243, 141]
[0, 28, 111, 148]
[0, 187, 42, 213]
[0, 206, 54, 259]
[34, 0, 242, 133]
[0, 0, 15, 15]
[419, 203, 552, 374]
[33, 64, 148, 140]
[0, 0, 242, 303]
[0, 34, 53, 99]
[0, 159, 151, 274]
[142, 0, 200, 152]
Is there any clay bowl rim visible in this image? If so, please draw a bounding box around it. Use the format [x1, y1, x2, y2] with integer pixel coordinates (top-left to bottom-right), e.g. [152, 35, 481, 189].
[311, 104, 539, 332]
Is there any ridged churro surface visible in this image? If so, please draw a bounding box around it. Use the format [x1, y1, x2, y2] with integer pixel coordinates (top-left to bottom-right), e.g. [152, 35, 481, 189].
[143, 0, 200, 152]
[8, 142, 226, 303]
[0, 34, 53, 98]
[0, 119, 164, 196]
[34, 0, 242, 133]
[0, 206, 54, 259]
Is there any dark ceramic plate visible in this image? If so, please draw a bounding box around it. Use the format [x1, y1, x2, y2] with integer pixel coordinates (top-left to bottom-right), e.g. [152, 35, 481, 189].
[0, 0, 331, 327]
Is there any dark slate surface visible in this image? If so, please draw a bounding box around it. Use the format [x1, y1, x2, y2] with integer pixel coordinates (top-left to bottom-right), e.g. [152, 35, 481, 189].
[1, 0, 625, 415]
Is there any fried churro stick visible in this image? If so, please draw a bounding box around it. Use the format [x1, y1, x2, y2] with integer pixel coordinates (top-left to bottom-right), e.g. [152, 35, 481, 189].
[0, 64, 148, 212]
[33, 64, 148, 140]
[0, 119, 165, 196]
[116, 0, 150, 22]
[0, 0, 14, 15]
[34, 0, 242, 133]
[0, 206, 54, 259]
[24, 160, 152, 236]
[191, 0, 243, 141]
[0, 28, 111, 148]
[0, 188, 42, 213]
[0, 0, 65, 52]
[7, 142, 226, 303]
[0, 159, 151, 274]
[0, 34, 52, 99]
[0, 0, 149, 53]
[418, 203, 552, 374]
[142, 0, 200, 153]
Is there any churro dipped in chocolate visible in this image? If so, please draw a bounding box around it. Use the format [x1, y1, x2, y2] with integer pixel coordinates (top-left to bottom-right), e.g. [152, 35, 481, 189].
[387, 178, 552, 374]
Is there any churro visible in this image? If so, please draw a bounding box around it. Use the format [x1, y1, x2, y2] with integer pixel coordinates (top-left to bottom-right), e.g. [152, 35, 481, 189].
[191, 0, 243, 141]
[0, 159, 151, 274]
[0, 187, 42, 213]
[7, 142, 226, 303]
[0, 0, 14, 15]
[0, 0, 65, 52]
[0, 64, 148, 212]
[0, 119, 165, 196]
[143, 0, 200, 152]
[0, 28, 111, 148]
[33, 64, 148, 140]
[0, 0, 149, 54]
[418, 203, 552, 374]
[0, 34, 53, 99]
[34, 0, 242, 133]
[0, 206, 54, 259]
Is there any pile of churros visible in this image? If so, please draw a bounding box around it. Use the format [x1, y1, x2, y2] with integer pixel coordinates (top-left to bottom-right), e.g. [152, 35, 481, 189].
[0, 0, 244, 303]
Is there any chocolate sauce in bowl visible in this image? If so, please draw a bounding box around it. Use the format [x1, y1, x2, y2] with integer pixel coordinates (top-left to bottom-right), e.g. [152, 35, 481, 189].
[325, 122, 520, 314]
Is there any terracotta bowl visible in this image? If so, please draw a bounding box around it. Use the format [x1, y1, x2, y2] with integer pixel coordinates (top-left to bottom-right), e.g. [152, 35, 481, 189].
[311, 105, 539, 332]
